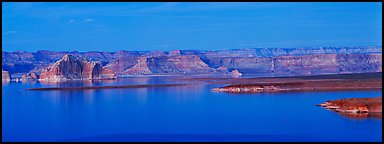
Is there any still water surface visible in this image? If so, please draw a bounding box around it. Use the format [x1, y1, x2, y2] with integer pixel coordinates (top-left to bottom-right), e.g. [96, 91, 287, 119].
[2, 76, 382, 142]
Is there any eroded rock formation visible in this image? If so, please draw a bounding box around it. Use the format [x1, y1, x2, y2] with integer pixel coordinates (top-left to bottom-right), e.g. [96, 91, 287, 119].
[215, 66, 230, 73]
[123, 56, 153, 75]
[230, 70, 242, 76]
[147, 55, 215, 74]
[21, 72, 39, 81]
[317, 96, 382, 113]
[39, 55, 116, 81]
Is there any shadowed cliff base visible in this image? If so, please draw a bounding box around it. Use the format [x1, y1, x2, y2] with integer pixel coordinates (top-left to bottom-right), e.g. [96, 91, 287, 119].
[209, 72, 382, 93]
[27, 84, 191, 91]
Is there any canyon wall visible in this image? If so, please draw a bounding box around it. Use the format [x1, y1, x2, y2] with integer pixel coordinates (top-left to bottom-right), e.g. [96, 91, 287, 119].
[2, 46, 382, 77]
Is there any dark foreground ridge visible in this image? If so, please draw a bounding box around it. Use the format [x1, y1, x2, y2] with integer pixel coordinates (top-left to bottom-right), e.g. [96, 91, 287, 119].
[28, 84, 190, 91]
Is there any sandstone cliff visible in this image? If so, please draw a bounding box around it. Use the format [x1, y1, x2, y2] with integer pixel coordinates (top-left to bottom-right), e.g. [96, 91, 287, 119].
[2, 46, 382, 77]
[147, 55, 215, 74]
[39, 55, 116, 81]
[123, 56, 153, 75]
[2, 70, 11, 81]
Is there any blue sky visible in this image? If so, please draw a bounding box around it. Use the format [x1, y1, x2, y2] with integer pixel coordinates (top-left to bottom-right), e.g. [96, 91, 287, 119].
[2, 2, 382, 52]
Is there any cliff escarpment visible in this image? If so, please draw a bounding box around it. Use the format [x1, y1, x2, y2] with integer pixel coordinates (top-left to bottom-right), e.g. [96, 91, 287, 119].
[2, 46, 382, 77]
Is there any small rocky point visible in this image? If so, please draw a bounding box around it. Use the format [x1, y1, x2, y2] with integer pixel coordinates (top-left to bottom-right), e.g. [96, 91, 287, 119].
[317, 96, 382, 113]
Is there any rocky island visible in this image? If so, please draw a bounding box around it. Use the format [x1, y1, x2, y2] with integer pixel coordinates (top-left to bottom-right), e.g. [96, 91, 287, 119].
[317, 96, 382, 113]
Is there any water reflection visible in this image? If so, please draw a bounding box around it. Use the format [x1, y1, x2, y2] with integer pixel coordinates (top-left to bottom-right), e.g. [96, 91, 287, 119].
[41, 89, 97, 106]
[127, 77, 150, 84]
[2, 80, 10, 85]
[21, 80, 37, 85]
[2, 76, 382, 142]
[171, 84, 205, 103]
[339, 112, 382, 119]
[39, 80, 94, 86]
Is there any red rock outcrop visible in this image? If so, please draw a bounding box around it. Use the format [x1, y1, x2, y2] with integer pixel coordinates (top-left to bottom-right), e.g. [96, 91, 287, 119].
[147, 55, 215, 74]
[21, 72, 40, 81]
[318, 96, 382, 113]
[39, 55, 116, 81]
[215, 66, 230, 73]
[104, 56, 139, 74]
[123, 56, 153, 75]
[231, 70, 242, 76]
[29, 72, 39, 80]
[100, 67, 117, 79]
[168, 50, 181, 56]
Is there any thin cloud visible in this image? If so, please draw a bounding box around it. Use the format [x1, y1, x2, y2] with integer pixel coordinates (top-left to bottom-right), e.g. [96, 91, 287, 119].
[69, 19, 75, 23]
[84, 18, 95, 22]
[153, 44, 173, 48]
[3, 31, 17, 35]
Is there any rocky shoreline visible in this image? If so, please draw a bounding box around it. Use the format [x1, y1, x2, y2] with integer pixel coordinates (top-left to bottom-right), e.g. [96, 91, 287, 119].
[208, 72, 382, 118]
[317, 96, 382, 113]
[211, 78, 382, 93]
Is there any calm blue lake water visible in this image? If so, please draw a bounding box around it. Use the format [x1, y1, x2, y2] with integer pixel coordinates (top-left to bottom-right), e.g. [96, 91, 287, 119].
[2, 76, 382, 142]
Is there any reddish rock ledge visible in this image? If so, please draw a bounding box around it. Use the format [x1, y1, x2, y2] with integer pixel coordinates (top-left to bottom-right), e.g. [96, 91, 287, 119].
[317, 96, 382, 113]
[211, 77, 381, 93]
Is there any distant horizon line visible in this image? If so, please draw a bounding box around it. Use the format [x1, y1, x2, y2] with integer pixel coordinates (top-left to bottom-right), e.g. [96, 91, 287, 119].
[2, 45, 382, 53]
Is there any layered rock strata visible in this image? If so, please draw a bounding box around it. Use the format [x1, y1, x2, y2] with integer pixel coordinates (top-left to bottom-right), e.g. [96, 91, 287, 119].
[2, 46, 382, 77]
[123, 56, 153, 75]
[39, 55, 116, 81]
